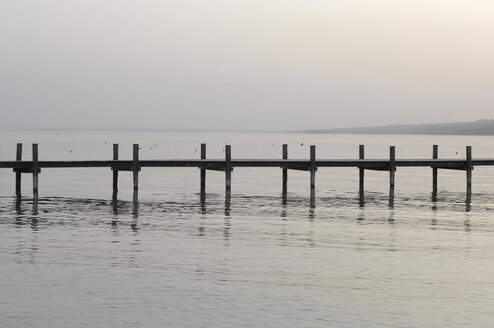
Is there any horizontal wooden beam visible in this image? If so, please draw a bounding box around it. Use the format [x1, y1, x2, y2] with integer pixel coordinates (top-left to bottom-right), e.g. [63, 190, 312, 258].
[112, 166, 141, 172]
[13, 168, 41, 173]
[363, 167, 396, 172]
[0, 158, 492, 170]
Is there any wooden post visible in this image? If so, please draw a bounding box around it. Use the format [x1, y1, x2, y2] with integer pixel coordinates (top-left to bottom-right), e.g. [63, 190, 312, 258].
[225, 145, 232, 195]
[310, 145, 316, 192]
[133, 144, 139, 201]
[432, 145, 438, 201]
[389, 146, 395, 205]
[359, 145, 364, 200]
[15, 143, 22, 197]
[32, 144, 39, 200]
[282, 144, 288, 196]
[466, 146, 472, 200]
[200, 143, 206, 194]
[112, 144, 119, 199]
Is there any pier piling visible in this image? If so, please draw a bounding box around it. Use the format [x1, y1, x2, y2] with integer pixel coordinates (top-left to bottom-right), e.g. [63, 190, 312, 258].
[389, 146, 395, 206]
[112, 144, 119, 199]
[359, 145, 364, 201]
[310, 145, 316, 202]
[15, 143, 22, 197]
[32, 144, 39, 201]
[200, 143, 206, 195]
[225, 145, 232, 196]
[282, 144, 288, 198]
[310, 145, 316, 189]
[466, 146, 472, 200]
[432, 145, 438, 201]
[133, 144, 139, 201]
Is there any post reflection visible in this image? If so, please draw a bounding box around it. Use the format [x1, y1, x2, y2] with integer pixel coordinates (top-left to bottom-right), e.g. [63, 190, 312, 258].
[359, 192, 365, 207]
[309, 189, 315, 220]
[15, 196, 22, 214]
[32, 197, 39, 216]
[223, 217, 231, 242]
[357, 208, 365, 222]
[31, 216, 39, 231]
[430, 209, 438, 227]
[112, 195, 119, 215]
[131, 195, 139, 231]
[13, 196, 24, 227]
[282, 191, 287, 206]
[309, 189, 315, 208]
[280, 203, 287, 219]
[224, 193, 231, 217]
[431, 201, 438, 212]
[388, 197, 394, 209]
[388, 209, 395, 224]
[30, 196, 39, 231]
[431, 190, 438, 203]
[200, 191, 206, 215]
[197, 221, 205, 237]
[465, 193, 471, 212]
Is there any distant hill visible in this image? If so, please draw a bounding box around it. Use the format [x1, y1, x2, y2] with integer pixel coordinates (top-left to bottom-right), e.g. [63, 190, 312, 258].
[305, 119, 494, 135]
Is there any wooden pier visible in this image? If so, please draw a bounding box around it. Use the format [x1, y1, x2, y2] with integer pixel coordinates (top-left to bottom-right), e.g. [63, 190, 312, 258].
[1, 143, 487, 205]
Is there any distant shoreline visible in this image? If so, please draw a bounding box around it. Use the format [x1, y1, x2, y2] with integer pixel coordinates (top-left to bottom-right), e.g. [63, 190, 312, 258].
[3, 119, 494, 135]
[304, 119, 494, 136]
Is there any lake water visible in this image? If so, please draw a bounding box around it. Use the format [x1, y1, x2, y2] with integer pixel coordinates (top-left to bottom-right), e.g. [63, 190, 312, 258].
[1, 130, 494, 327]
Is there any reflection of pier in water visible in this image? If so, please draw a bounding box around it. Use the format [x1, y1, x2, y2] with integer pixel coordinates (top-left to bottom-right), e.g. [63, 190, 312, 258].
[2, 143, 480, 208]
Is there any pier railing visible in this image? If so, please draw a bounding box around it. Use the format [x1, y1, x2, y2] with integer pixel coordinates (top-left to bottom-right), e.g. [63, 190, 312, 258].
[0, 143, 483, 205]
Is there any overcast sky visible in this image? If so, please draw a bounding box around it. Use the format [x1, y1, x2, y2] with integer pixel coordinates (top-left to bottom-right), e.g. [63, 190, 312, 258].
[1, 0, 494, 130]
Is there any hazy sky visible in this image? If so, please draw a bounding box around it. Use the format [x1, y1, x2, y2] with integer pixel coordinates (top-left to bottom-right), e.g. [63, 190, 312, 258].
[1, 0, 494, 130]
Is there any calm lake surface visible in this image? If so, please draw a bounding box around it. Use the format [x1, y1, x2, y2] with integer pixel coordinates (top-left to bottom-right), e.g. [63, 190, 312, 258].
[2, 130, 494, 327]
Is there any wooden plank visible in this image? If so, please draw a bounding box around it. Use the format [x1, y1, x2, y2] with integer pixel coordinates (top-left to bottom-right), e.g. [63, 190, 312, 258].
[2, 157, 494, 169]
[204, 166, 227, 171]
[13, 168, 40, 173]
[289, 166, 312, 171]
[1, 158, 493, 169]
